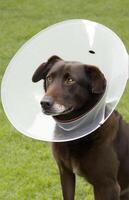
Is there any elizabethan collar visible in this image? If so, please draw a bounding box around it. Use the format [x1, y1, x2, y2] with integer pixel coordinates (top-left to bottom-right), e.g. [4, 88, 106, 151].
[1, 19, 129, 142]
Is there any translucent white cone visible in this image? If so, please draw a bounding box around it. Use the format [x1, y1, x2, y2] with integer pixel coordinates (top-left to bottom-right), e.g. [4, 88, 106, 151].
[1, 19, 129, 142]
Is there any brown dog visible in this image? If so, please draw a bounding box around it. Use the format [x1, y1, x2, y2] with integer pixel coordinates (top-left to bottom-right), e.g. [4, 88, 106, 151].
[32, 55, 129, 200]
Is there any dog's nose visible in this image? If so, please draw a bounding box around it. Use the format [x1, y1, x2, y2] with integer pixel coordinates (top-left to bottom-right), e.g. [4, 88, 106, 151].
[40, 96, 54, 109]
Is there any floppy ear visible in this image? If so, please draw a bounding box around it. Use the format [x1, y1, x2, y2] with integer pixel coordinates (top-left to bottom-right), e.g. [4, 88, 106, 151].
[85, 65, 106, 94]
[32, 55, 62, 82]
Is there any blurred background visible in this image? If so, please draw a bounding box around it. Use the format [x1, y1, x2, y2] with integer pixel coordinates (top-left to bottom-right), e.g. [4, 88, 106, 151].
[0, 0, 129, 199]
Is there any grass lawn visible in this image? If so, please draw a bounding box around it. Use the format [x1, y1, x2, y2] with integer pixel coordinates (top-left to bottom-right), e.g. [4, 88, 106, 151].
[0, 0, 129, 199]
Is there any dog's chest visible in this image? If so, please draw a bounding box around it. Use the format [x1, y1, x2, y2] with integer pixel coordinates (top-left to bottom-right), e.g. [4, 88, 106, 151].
[71, 157, 83, 175]
[62, 146, 89, 176]
[53, 140, 97, 178]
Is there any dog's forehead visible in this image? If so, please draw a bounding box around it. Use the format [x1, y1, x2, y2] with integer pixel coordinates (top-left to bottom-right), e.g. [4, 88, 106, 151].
[49, 61, 84, 75]
[46, 60, 63, 75]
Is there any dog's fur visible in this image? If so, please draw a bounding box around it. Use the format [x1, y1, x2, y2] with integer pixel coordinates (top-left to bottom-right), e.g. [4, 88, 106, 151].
[32, 56, 129, 200]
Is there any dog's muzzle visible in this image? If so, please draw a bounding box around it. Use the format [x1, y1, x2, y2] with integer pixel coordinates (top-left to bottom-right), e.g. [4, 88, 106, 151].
[40, 96, 66, 116]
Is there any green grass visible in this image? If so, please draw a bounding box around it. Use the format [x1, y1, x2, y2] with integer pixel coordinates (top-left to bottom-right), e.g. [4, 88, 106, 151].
[0, 0, 129, 199]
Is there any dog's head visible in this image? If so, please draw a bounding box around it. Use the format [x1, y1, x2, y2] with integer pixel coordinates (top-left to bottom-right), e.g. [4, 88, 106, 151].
[32, 56, 106, 121]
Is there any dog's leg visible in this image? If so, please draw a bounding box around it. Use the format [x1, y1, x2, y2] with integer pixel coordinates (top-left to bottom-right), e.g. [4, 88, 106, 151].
[120, 187, 129, 200]
[58, 164, 75, 200]
[52, 143, 76, 199]
[118, 168, 129, 199]
[93, 182, 120, 200]
[88, 145, 120, 200]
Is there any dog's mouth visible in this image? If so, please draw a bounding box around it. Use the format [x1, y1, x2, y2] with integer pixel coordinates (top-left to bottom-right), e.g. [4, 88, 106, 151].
[42, 104, 73, 116]
[61, 106, 73, 114]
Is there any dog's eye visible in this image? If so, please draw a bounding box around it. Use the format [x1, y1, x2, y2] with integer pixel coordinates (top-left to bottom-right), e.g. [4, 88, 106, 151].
[46, 75, 53, 83]
[65, 77, 75, 85]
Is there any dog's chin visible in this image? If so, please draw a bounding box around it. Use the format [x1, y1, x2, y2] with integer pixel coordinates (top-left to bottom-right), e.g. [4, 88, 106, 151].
[42, 106, 73, 116]
[42, 109, 58, 116]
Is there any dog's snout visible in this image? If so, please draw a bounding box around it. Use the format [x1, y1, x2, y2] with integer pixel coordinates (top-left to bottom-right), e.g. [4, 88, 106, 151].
[40, 96, 54, 109]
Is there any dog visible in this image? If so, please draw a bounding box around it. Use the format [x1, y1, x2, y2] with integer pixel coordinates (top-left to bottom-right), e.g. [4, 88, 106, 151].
[32, 55, 129, 200]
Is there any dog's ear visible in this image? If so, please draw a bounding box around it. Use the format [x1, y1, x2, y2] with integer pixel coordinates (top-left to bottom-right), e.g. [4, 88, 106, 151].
[32, 55, 62, 82]
[85, 65, 106, 94]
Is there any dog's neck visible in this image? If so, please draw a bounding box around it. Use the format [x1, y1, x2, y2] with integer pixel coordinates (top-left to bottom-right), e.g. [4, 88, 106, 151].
[52, 91, 106, 141]
[54, 94, 102, 123]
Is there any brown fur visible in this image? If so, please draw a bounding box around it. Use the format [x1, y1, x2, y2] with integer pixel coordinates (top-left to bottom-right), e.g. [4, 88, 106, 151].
[32, 56, 129, 200]
[53, 111, 129, 199]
